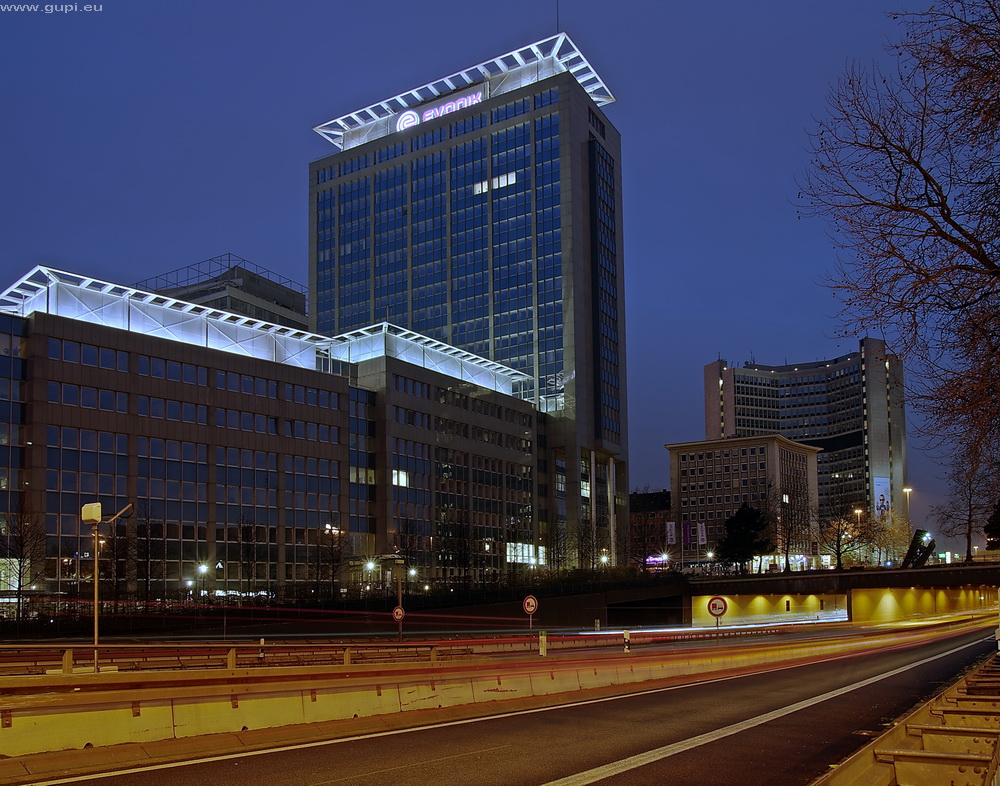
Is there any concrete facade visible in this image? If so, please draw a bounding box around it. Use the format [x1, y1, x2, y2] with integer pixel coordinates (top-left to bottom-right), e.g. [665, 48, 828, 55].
[665, 434, 821, 568]
[704, 337, 907, 525]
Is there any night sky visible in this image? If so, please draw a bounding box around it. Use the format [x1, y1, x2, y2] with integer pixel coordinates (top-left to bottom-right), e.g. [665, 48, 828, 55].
[0, 1, 958, 545]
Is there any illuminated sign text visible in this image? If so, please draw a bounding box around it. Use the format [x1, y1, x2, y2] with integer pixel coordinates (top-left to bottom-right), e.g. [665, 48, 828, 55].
[395, 88, 484, 133]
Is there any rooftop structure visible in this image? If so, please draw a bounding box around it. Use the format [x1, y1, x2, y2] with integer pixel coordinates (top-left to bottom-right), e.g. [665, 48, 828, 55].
[312, 33, 615, 151]
[0, 266, 524, 392]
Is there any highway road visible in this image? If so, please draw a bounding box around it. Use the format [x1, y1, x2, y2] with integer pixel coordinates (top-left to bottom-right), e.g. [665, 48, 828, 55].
[39, 627, 993, 786]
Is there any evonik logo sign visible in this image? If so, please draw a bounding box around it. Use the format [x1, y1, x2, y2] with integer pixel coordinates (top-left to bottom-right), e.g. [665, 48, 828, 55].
[395, 88, 484, 133]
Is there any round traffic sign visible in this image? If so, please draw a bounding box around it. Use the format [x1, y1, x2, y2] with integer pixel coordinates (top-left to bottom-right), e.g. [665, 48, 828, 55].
[523, 595, 538, 615]
[707, 596, 727, 618]
[392, 605, 405, 622]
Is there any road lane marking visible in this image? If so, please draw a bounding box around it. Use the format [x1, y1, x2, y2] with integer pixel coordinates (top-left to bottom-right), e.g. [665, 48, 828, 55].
[542, 637, 989, 785]
[35, 635, 990, 784]
[312, 744, 512, 784]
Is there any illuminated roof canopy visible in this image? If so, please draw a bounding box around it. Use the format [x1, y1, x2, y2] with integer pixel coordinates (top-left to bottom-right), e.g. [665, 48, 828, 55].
[313, 32, 614, 149]
[0, 266, 526, 392]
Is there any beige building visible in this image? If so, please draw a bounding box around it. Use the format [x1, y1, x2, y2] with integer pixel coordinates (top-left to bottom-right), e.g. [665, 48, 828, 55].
[665, 435, 822, 570]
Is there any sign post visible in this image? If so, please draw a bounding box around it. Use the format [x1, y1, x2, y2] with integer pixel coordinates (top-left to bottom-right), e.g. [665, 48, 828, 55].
[392, 605, 405, 642]
[523, 594, 538, 632]
[708, 596, 727, 645]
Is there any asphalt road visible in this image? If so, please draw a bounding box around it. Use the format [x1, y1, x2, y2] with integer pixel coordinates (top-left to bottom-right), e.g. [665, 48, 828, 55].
[45, 629, 994, 786]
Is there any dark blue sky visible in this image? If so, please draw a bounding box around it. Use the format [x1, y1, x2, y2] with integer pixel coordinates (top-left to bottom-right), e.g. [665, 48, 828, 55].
[1, 2, 956, 542]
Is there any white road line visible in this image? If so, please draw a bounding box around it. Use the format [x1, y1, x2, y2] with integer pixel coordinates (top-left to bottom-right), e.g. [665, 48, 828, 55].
[34, 636, 988, 785]
[542, 637, 987, 785]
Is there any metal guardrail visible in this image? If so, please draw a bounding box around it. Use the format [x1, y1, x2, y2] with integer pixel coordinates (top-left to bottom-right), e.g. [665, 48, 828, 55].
[0, 627, 792, 677]
[815, 653, 1000, 785]
[0, 641, 477, 677]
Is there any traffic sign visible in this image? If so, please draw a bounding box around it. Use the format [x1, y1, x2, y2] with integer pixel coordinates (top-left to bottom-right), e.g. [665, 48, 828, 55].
[523, 595, 538, 615]
[392, 605, 405, 622]
[707, 596, 728, 617]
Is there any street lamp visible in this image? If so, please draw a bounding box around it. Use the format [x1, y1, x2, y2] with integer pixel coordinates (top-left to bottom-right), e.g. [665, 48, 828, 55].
[903, 487, 913, 522]
[854, 508, 863, 528]
[198, 563, 208, 596]
[81, 501, 131, 673]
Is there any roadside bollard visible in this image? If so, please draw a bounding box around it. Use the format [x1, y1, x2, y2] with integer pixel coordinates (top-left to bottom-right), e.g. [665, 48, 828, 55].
[539, 630, 547, 657]
[623, 630, 631, 653]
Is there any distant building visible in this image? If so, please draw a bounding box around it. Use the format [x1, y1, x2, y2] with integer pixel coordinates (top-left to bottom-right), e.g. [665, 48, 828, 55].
[628, 489, 671, 570]
[704, 337, 907, 523]
[308, 33, 628, 568]
[665, 435, 822, 570]
[135, 253, 309, 331]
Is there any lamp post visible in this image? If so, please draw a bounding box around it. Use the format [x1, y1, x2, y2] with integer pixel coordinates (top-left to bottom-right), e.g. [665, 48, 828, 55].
[81, 501, 132, 673]
[198, 563, 208, 596]
[903, 487, 913, 523]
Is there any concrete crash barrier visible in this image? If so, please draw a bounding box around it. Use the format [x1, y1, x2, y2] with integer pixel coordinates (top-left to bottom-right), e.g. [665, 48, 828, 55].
[0, 618, 990, 759]
[815, 654, 1000, 785]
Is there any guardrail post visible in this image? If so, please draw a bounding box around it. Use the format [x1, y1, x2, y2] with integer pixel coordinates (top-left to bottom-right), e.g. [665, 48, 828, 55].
[343, 647, 351, 666]
[430, 646, 438, 663]
[227, 648, 236, 670]
[62, 649, 73, 675]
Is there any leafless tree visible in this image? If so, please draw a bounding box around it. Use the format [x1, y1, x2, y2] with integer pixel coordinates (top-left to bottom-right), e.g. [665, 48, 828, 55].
[134, 502, 165, 605]
[100, 520, 133, 609]
[0, 497, 46, 622]
[933, 439, 999, 561]
[314, 519, 351, 599]
[867, 510, 912, 566]
[541, 521, 570, 574]
[818, 491, 873, 570]
[800, 0, 1000, 451]
[235, 512, 265, 595]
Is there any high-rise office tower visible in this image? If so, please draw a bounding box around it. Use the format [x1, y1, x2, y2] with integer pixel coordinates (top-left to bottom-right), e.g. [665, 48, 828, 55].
[704, 337, 907, 522]
[308, 34, 628, 566]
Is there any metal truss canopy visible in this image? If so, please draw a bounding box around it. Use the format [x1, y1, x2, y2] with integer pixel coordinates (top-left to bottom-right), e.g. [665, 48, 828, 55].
[325, 323, 529, 395]
[313, 32, 615, 149]
[0, 266, 526, 391]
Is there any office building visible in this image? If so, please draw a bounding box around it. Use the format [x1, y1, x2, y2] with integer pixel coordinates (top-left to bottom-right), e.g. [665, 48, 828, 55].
[0, 266, 542, 598]
[665, 435, 821, 569]
[704, 338, 907, 523]
[628, 489, 671, 570]
[134, 253, 309, 331]
[308, 33, 628, 567]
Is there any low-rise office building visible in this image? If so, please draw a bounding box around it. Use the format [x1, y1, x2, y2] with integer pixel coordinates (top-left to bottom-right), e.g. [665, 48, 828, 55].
[665, 434, 822, 570]
[0, 266, 543, 600]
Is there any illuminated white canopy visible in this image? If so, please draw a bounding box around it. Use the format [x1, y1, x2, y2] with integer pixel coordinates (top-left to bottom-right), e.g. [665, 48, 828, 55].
[0, 266, 527, 392]
[313, 32, 614, 150]
[326, 323, 530, 395]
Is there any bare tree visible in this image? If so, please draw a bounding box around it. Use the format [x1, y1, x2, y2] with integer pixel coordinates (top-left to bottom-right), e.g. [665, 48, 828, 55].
[315, 520, 351, 599]
[800, 0, 1000, 450]
[819, 491, 873, 570]
[100, 520, 133, 609]
[541, 521, 570, 574]
[933, 440, 999, 561]
[819, 514, 870, 571]
[134, 502, 165, 605]
[0, 497, 46, 622]
[868, 511, 912, 566]
[235, 512, 265, 595]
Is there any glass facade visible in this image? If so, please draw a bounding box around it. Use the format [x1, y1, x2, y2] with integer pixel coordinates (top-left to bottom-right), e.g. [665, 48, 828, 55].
[310, 62, 629, 569]
[314, 90, 565, 406]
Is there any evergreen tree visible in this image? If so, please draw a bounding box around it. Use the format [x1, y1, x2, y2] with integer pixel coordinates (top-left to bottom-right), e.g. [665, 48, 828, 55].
[715, 504, 774, 574]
